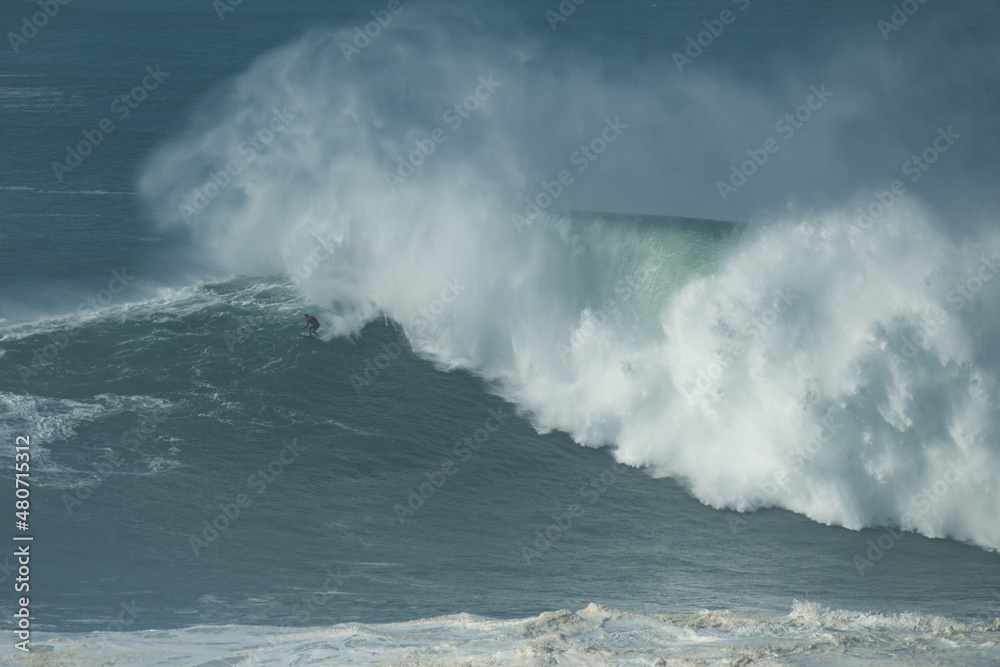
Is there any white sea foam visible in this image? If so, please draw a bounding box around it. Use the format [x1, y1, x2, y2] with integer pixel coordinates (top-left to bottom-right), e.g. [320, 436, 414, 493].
[5, 602, 997, 666]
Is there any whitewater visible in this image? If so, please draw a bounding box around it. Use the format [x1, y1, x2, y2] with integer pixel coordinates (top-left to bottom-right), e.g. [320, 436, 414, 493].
[12, 602, 1000, 665]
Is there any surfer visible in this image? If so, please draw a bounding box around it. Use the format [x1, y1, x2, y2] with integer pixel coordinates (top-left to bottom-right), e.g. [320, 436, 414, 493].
[302, 314, 320, 337]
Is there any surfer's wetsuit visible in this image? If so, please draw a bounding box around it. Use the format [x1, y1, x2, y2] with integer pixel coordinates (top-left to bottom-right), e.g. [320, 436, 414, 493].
[303, 315, 320, 336]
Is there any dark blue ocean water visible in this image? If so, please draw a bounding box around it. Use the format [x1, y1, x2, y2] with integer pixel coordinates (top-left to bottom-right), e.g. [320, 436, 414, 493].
[2, 1, 999, 664]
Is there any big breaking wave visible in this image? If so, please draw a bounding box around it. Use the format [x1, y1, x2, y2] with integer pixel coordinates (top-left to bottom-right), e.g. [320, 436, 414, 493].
[139, 13, 1000, 550]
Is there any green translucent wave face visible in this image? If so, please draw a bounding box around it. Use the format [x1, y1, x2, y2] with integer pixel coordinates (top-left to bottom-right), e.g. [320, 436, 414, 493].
[538, 211, 745, 337]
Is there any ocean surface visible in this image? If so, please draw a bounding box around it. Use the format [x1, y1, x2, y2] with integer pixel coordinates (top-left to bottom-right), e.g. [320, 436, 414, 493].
[1, 0, 999, 664]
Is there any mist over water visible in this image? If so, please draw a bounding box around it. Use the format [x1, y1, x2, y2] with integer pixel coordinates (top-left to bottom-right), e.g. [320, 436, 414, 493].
[136, 7, 1000, 552]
